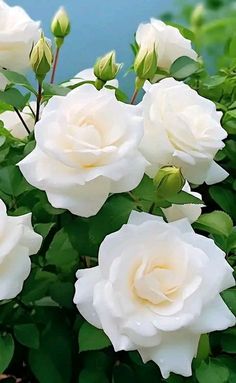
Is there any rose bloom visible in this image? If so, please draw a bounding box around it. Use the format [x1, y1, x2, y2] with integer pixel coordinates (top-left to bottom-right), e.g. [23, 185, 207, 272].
[18, 85, 147, 217]
[136, 18, 197, 71]
[62, 68, 118, 88]
[162, 182, 203, 224]
[0, 102, 38, 139]
[140, 78, 228, 185]
[0, 199, 42, 299]
[74, 211, 235, 378]
[0, 0, 40, 90]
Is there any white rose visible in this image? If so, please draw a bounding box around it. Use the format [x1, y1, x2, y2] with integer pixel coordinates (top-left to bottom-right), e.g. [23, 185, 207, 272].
[62, 68, 119, 88]
[0, 199, 42, 300]
[74, 211, 235, 378]
[136, 18, 197, 70]
[18, 85, 147, 217]
[162, 182, 203, 223]
[0, 0, 40, 89]
[0, 102, 38, 139]
[140, 78, 228, 185]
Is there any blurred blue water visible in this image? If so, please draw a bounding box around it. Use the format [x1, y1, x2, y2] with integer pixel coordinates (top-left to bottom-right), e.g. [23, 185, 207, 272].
[7, 0, 176, 92]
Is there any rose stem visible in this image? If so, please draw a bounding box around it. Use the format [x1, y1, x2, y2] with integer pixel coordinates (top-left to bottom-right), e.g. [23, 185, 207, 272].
[28, 103, 36, 118]
[130, 88, 139, 104]
[13, 107, 30, 135]
[50, 47, 60, 84]
[35, 82, 42, 124]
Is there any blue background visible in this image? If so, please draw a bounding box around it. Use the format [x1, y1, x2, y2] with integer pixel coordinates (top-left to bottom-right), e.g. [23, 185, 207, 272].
[7, 0, 179, 88]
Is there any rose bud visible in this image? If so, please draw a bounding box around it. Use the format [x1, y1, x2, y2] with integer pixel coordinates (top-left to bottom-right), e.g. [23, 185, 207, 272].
[134, 44, 157, 81]
[51, 7, 71, 48]
[94, 51, 121, 89]
[30, 33, 53, 82]
[154, 166, 185, 199]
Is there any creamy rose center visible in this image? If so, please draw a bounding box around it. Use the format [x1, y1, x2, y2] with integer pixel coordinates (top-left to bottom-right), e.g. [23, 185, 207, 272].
[129, 249, 188, 307]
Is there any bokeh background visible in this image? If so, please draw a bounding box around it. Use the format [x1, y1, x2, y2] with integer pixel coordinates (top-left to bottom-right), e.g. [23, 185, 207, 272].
[7, 0, 236, 93]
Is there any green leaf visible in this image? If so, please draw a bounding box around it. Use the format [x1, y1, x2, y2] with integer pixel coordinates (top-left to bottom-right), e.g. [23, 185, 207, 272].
[193, 211, 233, 237]
[0, 69, 37, 95]
[0, 165, 31, 196]
[166, 375, 185, 383]
[43, 83, 70, 98]
[221, 288, 236, 316]
[196, 334, 211, 364]
[227, 230, 236, 253]
[34, 223, 55, 239]
[82, 350, 112, 372]
[217, 356, 236, 383]
[166, 190, 203, 205]
[29, 348, 64, 383]
[223, 110, 236, 135]
[49, 282, 74, 309]
[196, 359, 230, 383]
[28, 318, 72, 383]
[221, 328, 236, 353]
[22, 270, 57, 303]
[209, 186, 236, 219]
[0, 334, 14, 373]
[113, 363, 135, 383]
[202, 75, 226, 89]
[170, 56, 200, 80]
[14, 324, 40, 349]
[0, 88, 30, 110]
[133, 175, 157, 202]
[79, 322, 111, 352]
[89, 195, 136, 246]
[79, 369, 109, 383]
[46, 227, 79, 271]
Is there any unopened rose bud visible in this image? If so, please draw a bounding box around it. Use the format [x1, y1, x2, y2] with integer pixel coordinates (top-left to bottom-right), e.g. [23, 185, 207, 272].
[134, 45, 157, 81]
[94, 51, 121, 85]
[30, 34, 53, 83]
[51, 7, 71, 48]
[191, 4, 205, 29]
[154, 166, 185, 199]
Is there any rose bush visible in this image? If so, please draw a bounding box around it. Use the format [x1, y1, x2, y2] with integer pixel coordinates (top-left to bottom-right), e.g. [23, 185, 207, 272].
[0, 1, 234, 382]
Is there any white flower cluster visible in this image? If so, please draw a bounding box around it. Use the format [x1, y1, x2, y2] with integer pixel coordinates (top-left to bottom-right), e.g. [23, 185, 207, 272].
[0, 1, 234, 379]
